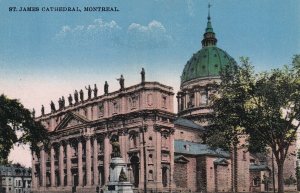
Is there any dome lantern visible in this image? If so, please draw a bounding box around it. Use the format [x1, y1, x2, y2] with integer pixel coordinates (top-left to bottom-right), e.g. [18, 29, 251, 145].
[201, 3, 217, 47]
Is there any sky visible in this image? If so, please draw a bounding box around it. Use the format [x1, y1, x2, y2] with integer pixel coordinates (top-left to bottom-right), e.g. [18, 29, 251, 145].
[0, 0, 299, 167]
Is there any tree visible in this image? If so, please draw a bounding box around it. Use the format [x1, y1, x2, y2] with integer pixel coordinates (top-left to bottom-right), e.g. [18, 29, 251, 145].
[0, 94, 48, 164]
[208, 55, 300, 193]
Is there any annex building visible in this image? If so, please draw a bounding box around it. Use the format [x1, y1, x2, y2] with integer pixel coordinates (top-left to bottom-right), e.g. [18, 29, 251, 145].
[32, 11, 297, 193]
[0, 164, 31, 193]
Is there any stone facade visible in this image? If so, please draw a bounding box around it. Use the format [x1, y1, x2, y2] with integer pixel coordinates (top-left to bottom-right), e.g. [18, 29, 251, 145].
[32, 10, 298, 193]
[32, 82, 176, 193]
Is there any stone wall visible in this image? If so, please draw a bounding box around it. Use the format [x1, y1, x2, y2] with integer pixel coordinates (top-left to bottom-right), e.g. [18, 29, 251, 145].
[174, 162, 187, 188]
[187, 157, 197, 192]
[196, 156, 207, 193]
[174, 127, 203, 143]
[215, 163, 232, 192]
[206, 157, 215, 193]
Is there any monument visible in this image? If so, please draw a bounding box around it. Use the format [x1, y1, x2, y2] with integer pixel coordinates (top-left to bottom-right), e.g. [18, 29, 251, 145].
[104, 141, 134, 193]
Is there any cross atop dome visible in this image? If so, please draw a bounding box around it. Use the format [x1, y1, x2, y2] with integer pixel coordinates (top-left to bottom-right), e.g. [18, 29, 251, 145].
[208, 3, 211, 21]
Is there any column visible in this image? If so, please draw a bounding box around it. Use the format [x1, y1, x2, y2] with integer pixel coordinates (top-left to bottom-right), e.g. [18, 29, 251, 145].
[169, 131, 175, 188]
[195, 91, 200, 107]
[103, 136, 110, 184]
[86, 136, 92, 186]
[93, 137, 99, 185]
[156, 130, 162, 188]
[32, 151, 37, 189]
[184, 93, 188, 109]
[66, 141, 72, 186]
[40, 146, 46, 187]
[139, 131, 145, 188]
[50, 146, 55, 187]
[78, 139, 83, 186]
[176, 95, 180, 112]
[59, 142, 64, 186]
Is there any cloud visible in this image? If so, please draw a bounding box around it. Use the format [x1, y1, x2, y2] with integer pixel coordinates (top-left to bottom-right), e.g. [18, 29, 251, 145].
[126, 20, 172, 49]
[186, 0, 196, 16]
[54, 19, 172, 49]
[56, 18, 121, 38]
[128, 20, 166, 33]
[54, 18, 121, 46]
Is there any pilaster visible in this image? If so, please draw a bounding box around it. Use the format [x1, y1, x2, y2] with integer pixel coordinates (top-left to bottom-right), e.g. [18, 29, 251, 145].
[59, 142, 64, 186]
[139, 130, 145, 189]
[78, 139, 83, 186]
[156, 128, 162, 188]
[40, 146, 46, 187]
[169, 131, 176, 189]
[85, 136, 92, 186]
[50, 146, 55, 187]
[93, 137, 99, 185]
[66, 141, 72, 186]
[104, 135, 110, 184]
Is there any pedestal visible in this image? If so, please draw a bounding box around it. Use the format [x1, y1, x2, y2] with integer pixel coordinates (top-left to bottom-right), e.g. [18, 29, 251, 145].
[104, 157, 134, 193]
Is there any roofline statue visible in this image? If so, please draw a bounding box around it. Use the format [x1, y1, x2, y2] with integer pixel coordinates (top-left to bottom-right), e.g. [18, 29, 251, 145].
[74, 90, 79, 104]
[104, 81, 109, 95]
[141, 68, 145, 84]
[85, 85, 92, 100]
[117, 75, 125, 91]
[93, 84, 98, 98]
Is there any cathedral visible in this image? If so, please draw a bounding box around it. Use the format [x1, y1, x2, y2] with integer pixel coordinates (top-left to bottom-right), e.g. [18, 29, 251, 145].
[32, 9, 297, 193]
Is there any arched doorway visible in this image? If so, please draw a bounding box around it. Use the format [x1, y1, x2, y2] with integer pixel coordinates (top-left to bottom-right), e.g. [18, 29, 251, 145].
[130, 155, 140, 187]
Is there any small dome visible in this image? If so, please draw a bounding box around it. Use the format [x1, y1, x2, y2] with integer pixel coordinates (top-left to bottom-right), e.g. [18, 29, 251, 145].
[181, 46, 236, 84]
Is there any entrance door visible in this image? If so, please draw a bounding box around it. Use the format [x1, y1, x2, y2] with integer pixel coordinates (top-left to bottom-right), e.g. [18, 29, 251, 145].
[130, 155, 140, 187]
[162, 167, 168, 187]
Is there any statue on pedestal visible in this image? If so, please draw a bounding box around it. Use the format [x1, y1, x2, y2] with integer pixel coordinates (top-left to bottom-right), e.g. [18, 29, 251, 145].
[104, 81, 109, 95]
[68, 94, 73, 105]
[79, 89, 84, 102]
[93, 84, 98, 98]
[117, 75, 125, 90]
[50, 101, 56, 112]
[85, 85, 92, 99]
[74, 90, 79, 103]
[111, 141, 121, 158]
[61, 96, 65, 108]
[41, 105, 45, 116]
[141, 68, 145, 83]
[105, 139, 134, 193]
[58, 98, 62, 109]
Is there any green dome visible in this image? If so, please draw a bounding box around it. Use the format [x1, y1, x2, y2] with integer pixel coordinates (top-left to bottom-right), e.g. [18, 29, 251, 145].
[181, 11, 236, 84]
[181, 46, 236, 84]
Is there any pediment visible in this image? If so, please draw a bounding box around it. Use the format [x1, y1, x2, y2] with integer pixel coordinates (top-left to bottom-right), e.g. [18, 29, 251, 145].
[174, 155, 189, 163]
[54, 112, 89, 131]
[214, 158, 229, 166]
